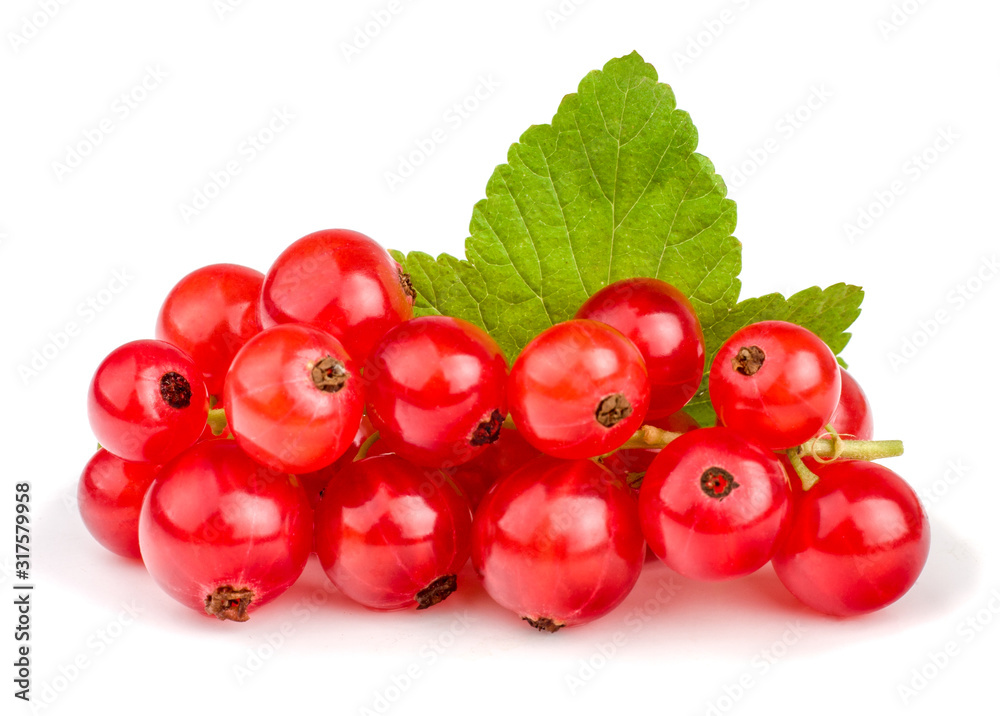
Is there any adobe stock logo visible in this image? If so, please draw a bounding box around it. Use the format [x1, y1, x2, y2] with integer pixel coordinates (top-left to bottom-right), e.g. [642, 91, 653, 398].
[704, 621, 808, 716]
[359, 611, 477, 715]
[51, 65, 169, 182]
[383, 75, 500, 191]
[545, 0, 591, 30]
[17, 269, 134, 386]
[176, 106, 295, 223]
[897, 589, 1000, 705]
[886, 254, 998, 371]
[842, 127, 959, 244]
[878, 0, 932, 39]
[213, 0, 248, 21]
[727, 84, 833, 189]
[340, 0, 409, 64]
[670, 0, 756, 71]
[7, 0, 72, 54]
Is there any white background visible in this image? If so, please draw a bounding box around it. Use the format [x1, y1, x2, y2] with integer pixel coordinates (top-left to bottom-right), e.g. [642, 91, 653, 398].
[2, 1, 998, 715]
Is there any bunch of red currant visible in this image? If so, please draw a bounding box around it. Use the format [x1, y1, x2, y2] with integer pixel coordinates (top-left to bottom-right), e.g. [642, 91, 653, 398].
[80, 228, 929, 630]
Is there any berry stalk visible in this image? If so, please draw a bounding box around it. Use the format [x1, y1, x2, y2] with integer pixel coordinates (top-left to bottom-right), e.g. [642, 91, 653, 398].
[798, 437, 904, 461]
[353, 431, 381, 462]
[206, 407, 228, 437]
[786, 448, 820, 491]
[615, 423, 903, 461]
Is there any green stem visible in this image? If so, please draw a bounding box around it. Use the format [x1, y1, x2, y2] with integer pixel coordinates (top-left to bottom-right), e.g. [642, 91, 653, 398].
[415, 411, 903, 471]
[798, 437, 904, 461]
[615, 424, 687, 450]
[615, 423, 903, 461]
[354, 431, 381, 461]
[786, 448, 820, 491]
[206, 408, 228, 437]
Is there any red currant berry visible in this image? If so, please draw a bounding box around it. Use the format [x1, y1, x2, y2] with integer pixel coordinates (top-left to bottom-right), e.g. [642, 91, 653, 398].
[365, 316, 508, 468]
[773, 460, 930, 616]
[155, 263, 264, 399]
[314, 454, 473, 611]
[472, 457, 645, 631]
[710, 320, 841, 450]
[576, 278, 705, 418]
[507, 320, 650, 459]
[638, 427, 791, 580]
[78, 449, 162, 559]
[224, 323, 364, 474]
[88, 339, 209, 463]
[815, 367, 873, 441]
[138, 440, 312, 621]
[260, 229, 415, 365]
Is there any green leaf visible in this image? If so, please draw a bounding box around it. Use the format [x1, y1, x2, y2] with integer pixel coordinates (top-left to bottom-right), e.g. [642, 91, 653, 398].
[392, 51, 740, 360]
[391, 51, 864, 427]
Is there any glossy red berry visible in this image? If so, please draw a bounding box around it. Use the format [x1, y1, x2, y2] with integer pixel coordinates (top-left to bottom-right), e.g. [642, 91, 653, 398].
[314, 454, 473, 611]
[260, 229, 415, 366]
[638, 427, 791, 580]
[155, 263, 264, 399]
[816, 367, 873, 441]
[138, 440, 312, 621]
[710, 320, 841, 450]
[365, 316, 509, 468]
[773, 460, 930, 616]
[88, 339, 209, 463]
[576, 278, 705, 418]
[507, 320, 650, 459]
[472, 457, 645, 631]
[224, 323, 364, 474]
[78, 449, 162, 559]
